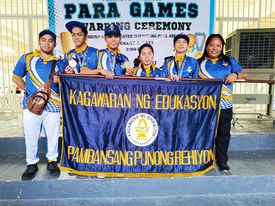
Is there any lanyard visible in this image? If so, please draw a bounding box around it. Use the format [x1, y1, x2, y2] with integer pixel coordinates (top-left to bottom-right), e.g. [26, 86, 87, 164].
[173, 56, 187, 77]
[109, 55, 116, 75]
[72, 51, 87, 73]
[106, 49, 117, 75]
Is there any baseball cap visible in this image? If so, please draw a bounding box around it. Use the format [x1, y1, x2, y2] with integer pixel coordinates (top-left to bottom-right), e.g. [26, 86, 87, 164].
[65, 21, 88, 35]
[39, 29, 56, 42]
[104, 23, 121, 36]
[173, 33, 190, 45]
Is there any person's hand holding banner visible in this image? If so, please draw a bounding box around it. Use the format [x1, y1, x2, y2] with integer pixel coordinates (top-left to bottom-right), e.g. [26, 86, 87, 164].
[99, 69, 114, 79]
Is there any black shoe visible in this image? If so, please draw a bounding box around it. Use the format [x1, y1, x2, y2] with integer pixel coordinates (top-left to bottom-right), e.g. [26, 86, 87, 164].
[22, 164, 38, 180]
[221, 169, 231, 175]
[47, 161, 60, 177]
[217, 163, 230, 171]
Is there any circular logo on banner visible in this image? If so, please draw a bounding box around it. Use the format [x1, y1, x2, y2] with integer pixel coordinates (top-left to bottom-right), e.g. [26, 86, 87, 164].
[126, 113, 158, 147]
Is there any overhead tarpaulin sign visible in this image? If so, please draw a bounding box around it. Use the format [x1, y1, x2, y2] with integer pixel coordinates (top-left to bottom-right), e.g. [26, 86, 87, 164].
[48, 0, 215, 66]
[59, 76, 222, 177]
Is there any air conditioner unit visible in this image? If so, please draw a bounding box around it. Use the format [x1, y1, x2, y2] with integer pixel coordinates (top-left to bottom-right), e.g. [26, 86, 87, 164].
[225, 28, 275, 79]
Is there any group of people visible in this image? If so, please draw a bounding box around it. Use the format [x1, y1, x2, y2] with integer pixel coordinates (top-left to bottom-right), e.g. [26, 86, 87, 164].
[12, 20, 247, 180]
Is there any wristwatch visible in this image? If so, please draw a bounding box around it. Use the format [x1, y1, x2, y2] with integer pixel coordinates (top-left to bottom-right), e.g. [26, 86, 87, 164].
[233, 72, 239, 78]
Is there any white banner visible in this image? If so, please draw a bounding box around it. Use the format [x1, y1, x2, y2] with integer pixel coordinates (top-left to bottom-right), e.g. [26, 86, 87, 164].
[48, 0, 215, 67]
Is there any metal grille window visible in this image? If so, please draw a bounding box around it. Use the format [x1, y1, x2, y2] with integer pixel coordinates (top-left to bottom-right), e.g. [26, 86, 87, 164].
[0, 0, 48, 112]
[216, 0, 275, 112]
[225, 36, 233, 56]
[239, 31, 275, 69]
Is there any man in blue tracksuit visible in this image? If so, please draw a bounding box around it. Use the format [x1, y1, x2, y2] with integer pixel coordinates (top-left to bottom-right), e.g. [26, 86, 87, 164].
[63, 21, 98, 74]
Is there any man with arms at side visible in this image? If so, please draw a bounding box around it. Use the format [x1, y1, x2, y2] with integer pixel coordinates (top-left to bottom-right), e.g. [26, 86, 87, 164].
[13, 29, 65, 180]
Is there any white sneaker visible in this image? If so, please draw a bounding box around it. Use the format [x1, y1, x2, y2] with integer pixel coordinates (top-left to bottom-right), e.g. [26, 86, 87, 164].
[96, 173, 106, 178]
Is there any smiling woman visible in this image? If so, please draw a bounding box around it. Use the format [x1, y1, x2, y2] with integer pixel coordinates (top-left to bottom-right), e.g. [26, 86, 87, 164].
[132, 43, 163, 77]
[198, 34, 247, 174]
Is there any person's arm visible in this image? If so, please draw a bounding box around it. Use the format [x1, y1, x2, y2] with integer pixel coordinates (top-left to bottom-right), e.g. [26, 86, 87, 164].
[12, 55, 27, 90]
[170, 74, 180, 81]
[54, 60, 66, 83]
[237, 71, 247, 80]
[80, 68, 114, 79]
[99, 69, 114, 79]
[225, 71, 247, 84]
[225, 57, 247, 83]
[12, 75, 26, 91]
[80, 67, 100, 75]
[64, 65, 75, 74]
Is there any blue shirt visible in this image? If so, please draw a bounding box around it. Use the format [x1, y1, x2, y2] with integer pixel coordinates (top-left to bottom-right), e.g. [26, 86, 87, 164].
[64, 44, 98, 73]
[199, 57, 243, 109]
[13, 50, 66, 112]
[162, 55, 199, 78]
[97, 48, 129, 76]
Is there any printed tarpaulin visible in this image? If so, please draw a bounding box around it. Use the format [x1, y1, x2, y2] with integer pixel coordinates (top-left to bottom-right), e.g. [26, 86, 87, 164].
[59, 75, 222, 177]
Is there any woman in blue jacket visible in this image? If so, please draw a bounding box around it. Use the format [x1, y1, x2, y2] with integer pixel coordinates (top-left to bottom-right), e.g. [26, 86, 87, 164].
[132, 44, 163, 77]
[162, 33, 199, 81]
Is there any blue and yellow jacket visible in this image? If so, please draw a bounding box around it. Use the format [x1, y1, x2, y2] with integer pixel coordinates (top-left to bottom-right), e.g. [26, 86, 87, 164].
[133, 63, 163, 77]
[64, 43, 98, 73]
[162, 54, 199, 78]
[97, 47, 129, 76]
[13, 50, 66, 112]
[199, 57, 243, 109]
